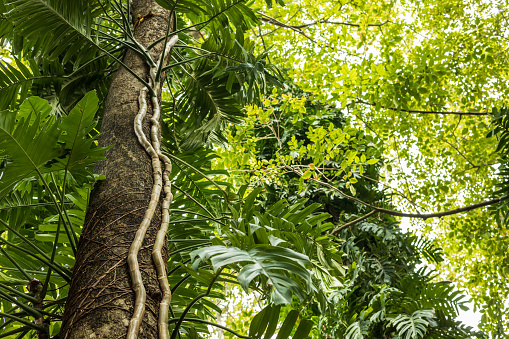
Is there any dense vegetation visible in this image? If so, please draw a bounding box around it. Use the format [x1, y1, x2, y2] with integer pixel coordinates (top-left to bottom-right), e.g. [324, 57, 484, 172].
[0, 0, 508, 338]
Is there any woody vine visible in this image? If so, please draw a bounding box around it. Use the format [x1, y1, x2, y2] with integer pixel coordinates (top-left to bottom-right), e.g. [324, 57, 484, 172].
[127, 13, 177, 339]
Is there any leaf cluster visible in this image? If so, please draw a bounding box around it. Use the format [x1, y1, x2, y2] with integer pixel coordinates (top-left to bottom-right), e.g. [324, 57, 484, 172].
[0, 92, 106, 338]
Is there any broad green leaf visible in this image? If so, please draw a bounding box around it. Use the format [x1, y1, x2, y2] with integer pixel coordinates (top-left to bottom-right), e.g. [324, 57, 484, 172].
[292, 319, 314, 339]
[191, 245, 313, 304]
[249, 305, 272, 338]
[275, 310, 298, 339]
[263, 305, 281, 339]
[0, 102, 61, 198]
[53, 91, 108, 178]
[391, 310, 435, 339]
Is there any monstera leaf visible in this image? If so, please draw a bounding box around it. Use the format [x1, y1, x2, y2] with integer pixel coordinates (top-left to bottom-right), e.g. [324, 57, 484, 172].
[391, 310, 436, 339]
[191, 245, 314, 304]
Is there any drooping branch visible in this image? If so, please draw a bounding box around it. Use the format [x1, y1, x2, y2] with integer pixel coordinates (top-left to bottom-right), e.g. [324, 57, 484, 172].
[310, 176, 508, 219]
[287, 167, 508, 220]
[356, 100, 490, 116]
[294, 19, 390, 28]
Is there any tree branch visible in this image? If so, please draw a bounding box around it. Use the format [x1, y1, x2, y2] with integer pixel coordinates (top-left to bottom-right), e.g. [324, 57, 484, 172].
[292, 19, 390, 29]
[331, 210, 377, 235]
[356, 100, 490, 116]
[259, 13, 389, 30]
[299, 171, 508, 220]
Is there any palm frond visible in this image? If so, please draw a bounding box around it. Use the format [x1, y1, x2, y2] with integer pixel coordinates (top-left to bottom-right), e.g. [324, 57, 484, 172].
[156, 0, 258, 31]
[0, 97, 61, 199]
[5, 0, 93, 60]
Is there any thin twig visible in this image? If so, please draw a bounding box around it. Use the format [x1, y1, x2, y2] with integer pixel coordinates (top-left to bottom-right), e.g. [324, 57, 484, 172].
[331, 210, 377, 234]
[258, 13, 321, 45]
[441, 139, 477, 168]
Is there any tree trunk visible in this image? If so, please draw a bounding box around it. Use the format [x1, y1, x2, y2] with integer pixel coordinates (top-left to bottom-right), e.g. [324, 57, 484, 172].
[61, 1, 171, 338]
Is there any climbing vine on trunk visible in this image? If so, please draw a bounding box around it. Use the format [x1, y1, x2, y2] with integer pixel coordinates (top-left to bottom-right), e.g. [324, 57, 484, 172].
[129, 30, 178, 339]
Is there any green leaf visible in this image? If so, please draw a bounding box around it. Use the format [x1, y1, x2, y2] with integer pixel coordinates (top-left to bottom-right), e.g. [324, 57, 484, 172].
[0, 110, 16, 133]
[275, 310, 298, 339]
[391, 310, 435, 339]
[0, 101, 61, 199]
[17, 96, 53, 124]
[190, 245, 313, 304]
[52, 91, 108, 177]
[301, 170, 312, 179]
[0, 58, 35, 110]
[263, 305, 281, 339]
[347, 150, 358, 166]
[249, 305, 272, 338]
[5, 0, 95, 63]
[0, 272, 27, 286]
[292, 319, 314, 339]
[345, 321, 368, 339]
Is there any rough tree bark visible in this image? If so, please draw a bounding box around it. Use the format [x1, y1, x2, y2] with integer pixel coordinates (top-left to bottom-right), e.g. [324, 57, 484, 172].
[61, 1, 172, 338]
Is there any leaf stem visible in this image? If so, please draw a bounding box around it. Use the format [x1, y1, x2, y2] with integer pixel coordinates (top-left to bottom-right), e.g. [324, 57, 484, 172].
[0, 236, 71, 281]
[167, 318, 250, 339]
[0, 289, 42, 318]
[169, 269, 223, 339]
[0, 282, 39, 304]
[164, 150, 230, 203]
[0, 326, 31, 339]
[0, 312, 46, 331]
[0, 246, 32, 281]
